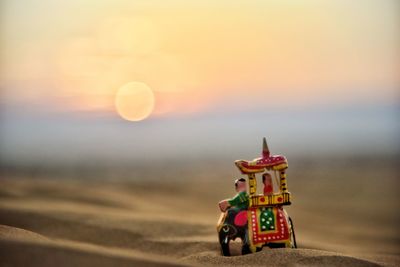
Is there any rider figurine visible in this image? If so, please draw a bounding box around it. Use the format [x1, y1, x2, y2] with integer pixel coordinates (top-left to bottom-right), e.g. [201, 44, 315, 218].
[262, 172, 274, 195]
[218, 178, 251, 255]
[218, 178, 249, 217]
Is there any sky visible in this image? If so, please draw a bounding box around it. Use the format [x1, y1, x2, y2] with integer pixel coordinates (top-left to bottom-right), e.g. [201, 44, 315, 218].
[0, 0, 399, 168]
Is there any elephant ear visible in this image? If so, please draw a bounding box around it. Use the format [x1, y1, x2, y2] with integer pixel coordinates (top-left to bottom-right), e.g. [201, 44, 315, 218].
[234, 211, 248, 227]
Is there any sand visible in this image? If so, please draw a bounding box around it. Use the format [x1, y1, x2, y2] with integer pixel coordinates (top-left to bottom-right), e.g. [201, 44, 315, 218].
[0, 172, 399, 267]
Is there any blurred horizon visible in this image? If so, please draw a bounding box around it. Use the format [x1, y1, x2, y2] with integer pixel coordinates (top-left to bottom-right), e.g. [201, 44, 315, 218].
[1, 101, 398, 179]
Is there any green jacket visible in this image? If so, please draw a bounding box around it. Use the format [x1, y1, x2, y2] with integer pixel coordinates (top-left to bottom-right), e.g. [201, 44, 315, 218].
[228, 191, 249, 210]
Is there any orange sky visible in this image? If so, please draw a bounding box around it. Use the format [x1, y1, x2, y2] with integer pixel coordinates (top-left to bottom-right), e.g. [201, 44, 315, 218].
[1, 0, 399, 119]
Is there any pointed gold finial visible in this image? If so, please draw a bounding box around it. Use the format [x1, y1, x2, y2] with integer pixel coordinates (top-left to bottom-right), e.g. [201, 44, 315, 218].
[262, 137, 270, 158]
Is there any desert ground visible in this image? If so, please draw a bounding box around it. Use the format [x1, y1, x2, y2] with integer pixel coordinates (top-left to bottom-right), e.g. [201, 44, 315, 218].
[0, 157, 399, 266]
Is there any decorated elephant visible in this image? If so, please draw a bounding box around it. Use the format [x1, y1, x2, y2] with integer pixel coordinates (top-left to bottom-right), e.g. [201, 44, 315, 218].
[216, 138, 297, 256]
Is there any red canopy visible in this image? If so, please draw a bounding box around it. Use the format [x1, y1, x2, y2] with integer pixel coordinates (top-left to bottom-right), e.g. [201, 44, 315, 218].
[235, 138, 288, 174]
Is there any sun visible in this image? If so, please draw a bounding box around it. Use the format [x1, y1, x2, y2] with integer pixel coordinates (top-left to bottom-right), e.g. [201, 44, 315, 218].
[115, 82, 155, 122]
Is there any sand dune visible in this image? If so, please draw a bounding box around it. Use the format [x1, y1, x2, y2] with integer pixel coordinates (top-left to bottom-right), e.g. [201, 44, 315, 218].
[0, 176, 398, 267]
[0, 224, 388, 267]
[0, 237, 183, 267]
[181, 249, 384, 267]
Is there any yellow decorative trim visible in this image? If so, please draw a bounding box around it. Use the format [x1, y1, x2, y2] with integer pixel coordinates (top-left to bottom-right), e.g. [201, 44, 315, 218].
[279, 169, 288, 193]
[248, 173, 257, 196]
[272, 163, 288, 170]
[216, 212, 227, 232]
[235, 160, 288, 174]
[241, 166, 265, 174]
[250, 193, 291, 207]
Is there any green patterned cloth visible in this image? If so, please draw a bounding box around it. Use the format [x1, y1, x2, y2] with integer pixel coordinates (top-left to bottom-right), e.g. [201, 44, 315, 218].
[228, 191, 249, 210]
[259, 207, 275, 231]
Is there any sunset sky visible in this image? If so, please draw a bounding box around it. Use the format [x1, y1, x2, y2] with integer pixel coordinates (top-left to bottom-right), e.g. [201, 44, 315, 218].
[0, 1, 399, 166]
[1, 0, 399, 117]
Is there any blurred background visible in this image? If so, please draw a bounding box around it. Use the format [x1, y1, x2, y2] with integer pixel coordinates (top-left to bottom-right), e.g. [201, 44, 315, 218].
[0, 0, 399, 258]
[1, 0, 399, 169]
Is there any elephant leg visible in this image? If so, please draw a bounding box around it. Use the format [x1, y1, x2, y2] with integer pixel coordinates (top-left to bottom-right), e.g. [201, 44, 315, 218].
[240, 227, 251, 255]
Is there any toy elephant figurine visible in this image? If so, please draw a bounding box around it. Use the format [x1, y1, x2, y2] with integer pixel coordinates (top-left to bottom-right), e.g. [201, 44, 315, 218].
[217, 138, 297, 256]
